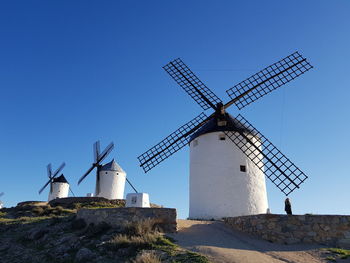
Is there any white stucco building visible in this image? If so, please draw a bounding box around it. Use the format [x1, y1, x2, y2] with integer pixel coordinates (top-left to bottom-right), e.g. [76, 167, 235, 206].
[189, 113, 269, 219]
[95, 159, 126, 200]
[126, 193, 150, 208]
[48, 174, 70, 201]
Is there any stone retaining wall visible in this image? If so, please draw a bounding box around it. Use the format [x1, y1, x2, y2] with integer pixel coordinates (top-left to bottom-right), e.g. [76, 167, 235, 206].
[224, 214, 350, 248]
[77, 207, 177, 233]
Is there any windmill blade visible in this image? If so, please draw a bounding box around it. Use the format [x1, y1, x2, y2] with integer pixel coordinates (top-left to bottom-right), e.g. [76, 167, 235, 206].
[97, 142, 114, 163]
[52, 162, 66, 178]
[225, 52, 313, 110]
[138, 112, 210, 173]
[39, 179, 52, 194]
[94, 141, 101, 163]
[224, 114, 308, 196]
[78, 165, 96, 185]
[47, 163, 52, 178]
[163, 58, 222, 111]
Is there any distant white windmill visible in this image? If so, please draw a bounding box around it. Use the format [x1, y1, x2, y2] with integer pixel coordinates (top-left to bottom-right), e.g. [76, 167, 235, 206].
[39, 163, 73, 201]
[0, 192, 4, 209]
[78, 140, 138, 200]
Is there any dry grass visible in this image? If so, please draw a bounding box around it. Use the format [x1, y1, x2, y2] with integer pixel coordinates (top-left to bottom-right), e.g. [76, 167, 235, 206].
[132, 251, 161, 263]
[124, 218, 159, 236]
[108, 232, 159, 250]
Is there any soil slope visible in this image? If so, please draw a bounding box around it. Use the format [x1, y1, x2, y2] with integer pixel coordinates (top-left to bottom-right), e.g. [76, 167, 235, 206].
[170, 220, 329, 263]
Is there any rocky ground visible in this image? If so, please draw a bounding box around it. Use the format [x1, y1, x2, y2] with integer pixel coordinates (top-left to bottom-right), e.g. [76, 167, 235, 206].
[0, 201, 208, 263]
[1, 201, 349, 263]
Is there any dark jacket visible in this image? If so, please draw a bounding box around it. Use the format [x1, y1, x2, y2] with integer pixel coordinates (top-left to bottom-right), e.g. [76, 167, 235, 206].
[285, 199, 292, 215]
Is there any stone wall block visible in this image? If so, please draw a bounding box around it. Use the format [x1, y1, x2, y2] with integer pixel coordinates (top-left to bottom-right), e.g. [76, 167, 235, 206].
[77, 208, 177, 233]
[223, 214, 350, 248]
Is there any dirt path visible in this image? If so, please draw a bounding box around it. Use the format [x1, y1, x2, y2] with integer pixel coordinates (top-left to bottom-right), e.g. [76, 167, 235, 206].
[168, 220, 326, 263]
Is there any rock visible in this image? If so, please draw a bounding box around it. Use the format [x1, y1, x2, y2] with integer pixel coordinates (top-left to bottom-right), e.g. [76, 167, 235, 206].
[71, 218, 87, 230]
[75, 247, 96, 262]
[338, 238, 350, 249]
[307, 231, 317, 237]
[284, 237, 300, 244]
[29, 228, 49, 240]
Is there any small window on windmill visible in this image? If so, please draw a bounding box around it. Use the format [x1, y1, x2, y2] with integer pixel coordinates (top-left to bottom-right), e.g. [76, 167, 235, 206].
[193, 140, 198, 147]
[131, 196, 137, 204]
[105, 172, 108, 174]
[219, 134, 226, 141]
[240, 165, 246, 172]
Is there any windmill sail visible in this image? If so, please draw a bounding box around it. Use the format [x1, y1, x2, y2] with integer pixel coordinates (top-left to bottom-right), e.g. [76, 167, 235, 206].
[138, 112, 209, 173]
[224, 114, 308, 195]
[163, 58, 222, 110]
[225, 52, 313, 110]
[139, 53, 313, 196]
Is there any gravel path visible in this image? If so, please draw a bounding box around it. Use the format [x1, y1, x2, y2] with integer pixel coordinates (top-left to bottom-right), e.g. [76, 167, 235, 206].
[169, 220, 327, 263]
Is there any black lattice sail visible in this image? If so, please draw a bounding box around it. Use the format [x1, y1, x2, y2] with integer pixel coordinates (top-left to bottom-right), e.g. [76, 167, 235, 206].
[163, 58, 222, 110]
[224, 114, 308, 195]
[139, 52, 313, 196]
[138, 112, 208, 173]
[226, 52, 313, 110]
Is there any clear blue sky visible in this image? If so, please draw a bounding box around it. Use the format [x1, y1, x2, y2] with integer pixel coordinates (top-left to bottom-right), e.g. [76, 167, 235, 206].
[0, 1, 349, 218]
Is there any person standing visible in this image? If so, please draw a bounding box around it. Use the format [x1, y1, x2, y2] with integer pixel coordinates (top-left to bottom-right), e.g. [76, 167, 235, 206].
[285, 198, 292, 215]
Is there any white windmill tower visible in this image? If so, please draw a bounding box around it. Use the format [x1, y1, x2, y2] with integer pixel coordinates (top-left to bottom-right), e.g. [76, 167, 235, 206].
[138, 52, 313, 219]
[0, 192, 4, 209]
[78, 141, 136, 200]
[39, 163, 72, 201]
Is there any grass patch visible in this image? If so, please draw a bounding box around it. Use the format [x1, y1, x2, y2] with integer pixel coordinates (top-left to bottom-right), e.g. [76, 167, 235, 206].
[71, 201, 121, 210]
[326, 248, 350, 259]
[174, 251, 210, 263]
[132, 251, 161, 263]
[325, 256, 336, 262]
[0, 216, 52, 225]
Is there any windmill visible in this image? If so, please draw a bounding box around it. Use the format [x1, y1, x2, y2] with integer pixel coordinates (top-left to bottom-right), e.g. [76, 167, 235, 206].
[78, 141, 138, 199]
[39, 162, 72, 201]
[0, 192, 4, 209]
[138, 52, 313, 219]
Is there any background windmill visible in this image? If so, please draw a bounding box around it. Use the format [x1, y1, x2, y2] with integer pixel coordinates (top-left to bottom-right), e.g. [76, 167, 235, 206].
[78, 141, 138, 199]
[39, 162, 72, 201]
[0, 192, 4, 209]
[138, 52, 313, 219]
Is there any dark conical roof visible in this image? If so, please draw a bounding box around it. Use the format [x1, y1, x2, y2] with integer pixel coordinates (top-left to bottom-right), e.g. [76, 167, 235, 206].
[189, 113, 254, 142]
[52, 174, 68, 183]
[100, 159, 125, 173]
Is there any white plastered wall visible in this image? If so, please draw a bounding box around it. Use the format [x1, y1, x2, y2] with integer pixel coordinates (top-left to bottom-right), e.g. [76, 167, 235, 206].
[48, 182, 69, 201]
[189, 131, 268, 219]
[97, 170, 126, 200]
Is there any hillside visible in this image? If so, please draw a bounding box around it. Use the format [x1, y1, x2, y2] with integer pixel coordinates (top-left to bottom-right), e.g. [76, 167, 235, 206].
[0, 201, 209, 263]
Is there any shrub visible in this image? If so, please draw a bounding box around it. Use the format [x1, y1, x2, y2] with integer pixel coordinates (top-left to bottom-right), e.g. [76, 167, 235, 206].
[32, 206, 45, 216]
[132, 251, 161, 263]
[124, 219, 159, 236]
[108, 233, 159, 250]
